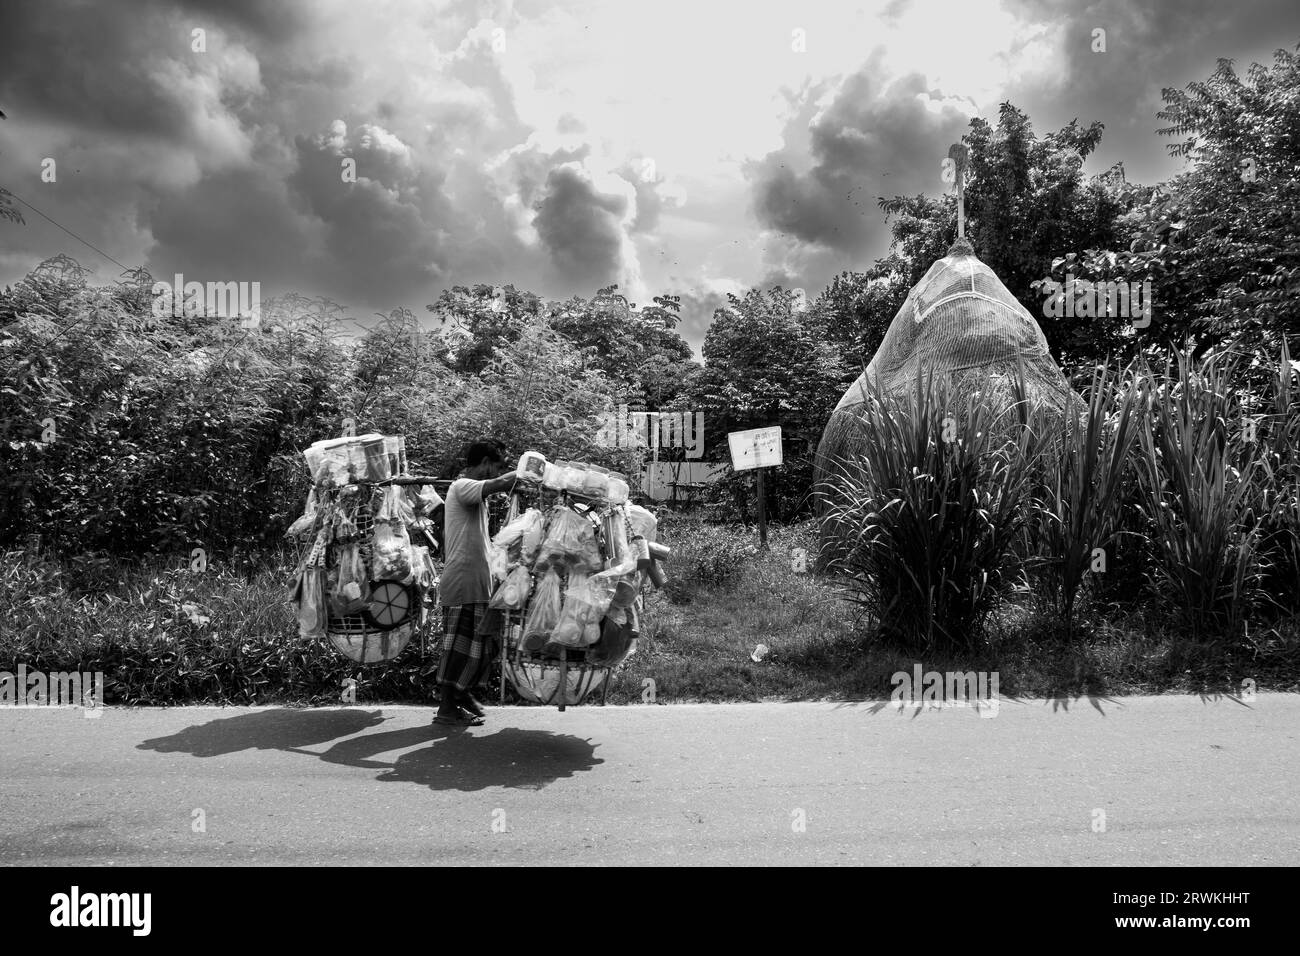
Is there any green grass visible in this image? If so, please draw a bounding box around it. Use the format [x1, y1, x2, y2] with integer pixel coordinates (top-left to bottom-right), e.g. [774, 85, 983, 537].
[596, 517, 1300, 703]
[3, 514, 1298, 707]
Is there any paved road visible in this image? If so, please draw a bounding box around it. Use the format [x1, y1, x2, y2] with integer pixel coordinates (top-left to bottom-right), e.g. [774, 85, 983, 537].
[1, 696, 1296, 865]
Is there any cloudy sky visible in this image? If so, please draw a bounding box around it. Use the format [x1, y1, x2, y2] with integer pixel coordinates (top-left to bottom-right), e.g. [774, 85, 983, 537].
[2, 0, 1298, 351]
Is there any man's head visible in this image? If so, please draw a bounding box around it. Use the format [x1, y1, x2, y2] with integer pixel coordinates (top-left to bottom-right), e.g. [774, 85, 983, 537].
[464, 439, 509, 479]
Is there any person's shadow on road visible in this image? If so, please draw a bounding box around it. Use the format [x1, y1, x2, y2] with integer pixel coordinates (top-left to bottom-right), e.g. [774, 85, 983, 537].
[138, 708, 388, 757]
[137, 709, 602, 792]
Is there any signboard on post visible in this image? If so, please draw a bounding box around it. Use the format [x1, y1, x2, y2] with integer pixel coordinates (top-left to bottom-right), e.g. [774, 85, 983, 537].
[727, 426, 783, 548]
[727, 426, 783, 471]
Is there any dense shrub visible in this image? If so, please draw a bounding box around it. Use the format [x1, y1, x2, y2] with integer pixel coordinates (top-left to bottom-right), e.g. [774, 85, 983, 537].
[1, 260, 648, 559]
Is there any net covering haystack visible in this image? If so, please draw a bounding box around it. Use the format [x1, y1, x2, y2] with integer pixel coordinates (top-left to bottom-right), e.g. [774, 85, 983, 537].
[814, 240, 1083, 564]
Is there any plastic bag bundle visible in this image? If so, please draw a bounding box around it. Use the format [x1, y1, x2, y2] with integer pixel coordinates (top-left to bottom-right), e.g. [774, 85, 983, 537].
[519, 509, 545, 565]
[488, 544, 511, 585]
[550, 572, 618, 647]
[405, 484, 443, 519]
[575, 520, 602, 572]
[296, 567, 329, 638]
[489, 564, 532, 611]
[377, 485, 416, 526]
[330, 544, 369, 617]
[588, 603, 639, 666]
[538, 506, 598, 569]
[409, 545, 431, 590]
[595, 561, 640, 610]
[331, 496, 360, 541]
[372, 521, 413, 582]
[493, 507, 543, 563]
[522, 569, 563, 651]
[287, 488, 318, 538]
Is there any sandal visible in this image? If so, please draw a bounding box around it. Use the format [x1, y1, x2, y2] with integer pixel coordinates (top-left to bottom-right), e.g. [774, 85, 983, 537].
[432, 712, 482, 727]
[458, 706, 486, 726]
[458, 693, 487, 719]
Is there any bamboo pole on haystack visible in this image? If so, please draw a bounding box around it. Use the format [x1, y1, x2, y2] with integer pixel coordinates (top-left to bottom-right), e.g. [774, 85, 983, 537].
[957, 169, 965, 239]
[948, 142, 969, 241]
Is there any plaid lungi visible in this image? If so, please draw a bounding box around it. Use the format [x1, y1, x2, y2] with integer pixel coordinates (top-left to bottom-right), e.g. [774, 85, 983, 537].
[436, 603, 502, 693]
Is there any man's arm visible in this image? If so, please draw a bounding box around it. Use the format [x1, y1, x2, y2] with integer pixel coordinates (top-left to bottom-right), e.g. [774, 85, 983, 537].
[481, 473, 518, 497]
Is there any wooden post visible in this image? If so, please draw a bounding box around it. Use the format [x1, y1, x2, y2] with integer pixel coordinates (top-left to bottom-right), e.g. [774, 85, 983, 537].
[499, 612, 509, 705]
[557, 645, 567, 712]
[756, 467, 768, 549]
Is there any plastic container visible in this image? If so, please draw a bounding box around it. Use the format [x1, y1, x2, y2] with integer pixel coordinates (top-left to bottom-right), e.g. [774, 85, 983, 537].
[564, 461, 588, 493]
[630, 534, 652, 570]
[304, 437, 353, 485]
[582, 465, 610, 498]
[517, 450, 547, 482]
[344, 440, 368, 482]
[607, 472, 629, 505]
[543, 460, 568, 491]
[361, 436, 391, 481]
[384, 436, 405, 477]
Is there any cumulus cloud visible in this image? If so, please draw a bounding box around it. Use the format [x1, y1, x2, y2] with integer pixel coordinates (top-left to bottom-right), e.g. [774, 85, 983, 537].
[532, 163, 637, 291]
[287, 119, 461, 298]
[2, 0, 1296, 352]
[998, 0, 1300, 182]
[747, 57, 973, 258]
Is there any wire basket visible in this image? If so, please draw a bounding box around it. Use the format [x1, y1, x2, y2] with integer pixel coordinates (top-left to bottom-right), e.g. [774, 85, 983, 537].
[322, 486, 434, 663]
[505, 657, 613, 707]
[499, 614, 613, 708]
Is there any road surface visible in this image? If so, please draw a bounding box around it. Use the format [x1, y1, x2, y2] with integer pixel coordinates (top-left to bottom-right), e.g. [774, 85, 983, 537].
[1, 696, 1296, 865]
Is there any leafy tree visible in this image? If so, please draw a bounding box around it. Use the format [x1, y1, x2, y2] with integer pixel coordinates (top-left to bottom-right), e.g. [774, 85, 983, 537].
[806, 254, 911, 369]
[425, 283, 544, 375]
[1064, 49, 1300, 363]
[0, 186, 22, 225]
[546, 287, 697, 407]
[878, 104, 1138, 371]
[686, 287, 851, 521]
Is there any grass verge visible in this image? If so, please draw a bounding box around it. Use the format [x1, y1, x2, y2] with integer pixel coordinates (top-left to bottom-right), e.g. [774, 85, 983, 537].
[2, 522, 1297, 706]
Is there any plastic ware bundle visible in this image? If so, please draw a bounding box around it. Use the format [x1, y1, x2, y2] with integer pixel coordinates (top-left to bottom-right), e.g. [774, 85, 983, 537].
[492, 482, 669, 708]
[287, 433, 439, 663]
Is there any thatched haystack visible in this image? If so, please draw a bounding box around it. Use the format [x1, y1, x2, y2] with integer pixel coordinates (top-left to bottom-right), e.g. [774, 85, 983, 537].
[813, 239, 1084, 566]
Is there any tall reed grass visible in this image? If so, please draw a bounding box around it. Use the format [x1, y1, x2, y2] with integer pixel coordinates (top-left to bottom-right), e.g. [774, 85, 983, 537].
[821, 371, 1050, 653]
[1032, 363, 1142, 628]
[820, 346, 1300, 653]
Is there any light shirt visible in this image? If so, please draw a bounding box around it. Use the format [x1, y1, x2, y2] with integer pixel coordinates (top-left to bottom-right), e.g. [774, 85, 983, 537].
[437, 477, 491, 607]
